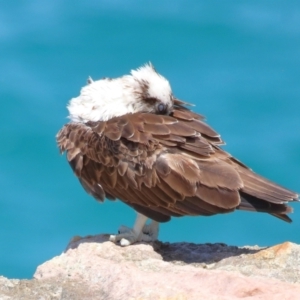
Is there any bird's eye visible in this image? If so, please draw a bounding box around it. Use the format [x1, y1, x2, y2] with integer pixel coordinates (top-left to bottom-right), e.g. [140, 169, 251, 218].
[157, 103, 167, 114]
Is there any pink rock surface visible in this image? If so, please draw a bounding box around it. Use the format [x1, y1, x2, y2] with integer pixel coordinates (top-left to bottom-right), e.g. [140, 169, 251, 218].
[33, 234, 300, 300]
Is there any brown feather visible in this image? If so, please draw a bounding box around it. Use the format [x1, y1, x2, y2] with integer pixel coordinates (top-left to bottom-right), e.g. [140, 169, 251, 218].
[157, 182, 184, 202]
[140, 185, 173, 207]
[128, 203, 171, 222]
[166, 134, 186, 143]
[196, 185, 240, 209]
[180, 143, 213, 156]
[69, 154, 83, 177]
[127, 129, 141, 143]
[67, 147, 81, 162]
[238, 192, 293, 214]
[174, 199, 216, 216]
[115, 174, 128, 189]
[172, 201, 200, 216]
[238, 168, 297, 202]
[141, 113, 165, 124]
[152, 137, 178, 147]
[185, 197, 235, 214]
[197, 160, 243, 190]
[125, 167, 138, 189]
[171, 109, 194, 121]
[160, 172, 197, 197]
[91, 121, 106, 135]
[131, 202, 182, 219]
[118, 161, 128, 176]
[172, 101, 204, 120]
[188, 119, 221, 139]
[167, 122, 197, 137]
[163, 153, 201, 184]
[143, 123, 171, 135]
[104, 126, 122, 141]
[121, 121, 135, 139]
[57, 107, 298, 224]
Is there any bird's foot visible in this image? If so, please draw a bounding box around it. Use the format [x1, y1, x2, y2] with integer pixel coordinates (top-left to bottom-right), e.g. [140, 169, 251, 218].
[109, 226, 152, 246]
[109, 213, 159, 246]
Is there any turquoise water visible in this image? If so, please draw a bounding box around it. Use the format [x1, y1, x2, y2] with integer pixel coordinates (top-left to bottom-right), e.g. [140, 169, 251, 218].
[1, 1, 299, 279]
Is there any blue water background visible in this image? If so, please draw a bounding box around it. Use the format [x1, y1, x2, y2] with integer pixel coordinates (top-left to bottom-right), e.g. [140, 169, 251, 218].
[1, 1, 299, 279]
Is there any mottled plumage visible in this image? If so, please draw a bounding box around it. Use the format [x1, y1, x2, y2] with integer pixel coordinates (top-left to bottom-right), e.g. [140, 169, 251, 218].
[57, 63, 298, 245]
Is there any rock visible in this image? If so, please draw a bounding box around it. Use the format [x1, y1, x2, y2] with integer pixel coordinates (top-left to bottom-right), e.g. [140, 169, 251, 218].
[1, 235, 300, 299]
[0, 275, 103, 299]
[156, 240, 300, 283]
[212, 241, 300, 283]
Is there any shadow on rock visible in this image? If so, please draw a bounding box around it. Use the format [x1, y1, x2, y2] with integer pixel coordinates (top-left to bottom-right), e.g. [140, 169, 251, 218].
[65, 233, 262, 266]
[153, 240, 262, 266]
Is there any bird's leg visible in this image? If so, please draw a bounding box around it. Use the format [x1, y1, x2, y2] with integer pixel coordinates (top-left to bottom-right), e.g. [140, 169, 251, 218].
[118, 219, 160, 241]
[142, 220, 159, 241]
[110, 213, 152, 246]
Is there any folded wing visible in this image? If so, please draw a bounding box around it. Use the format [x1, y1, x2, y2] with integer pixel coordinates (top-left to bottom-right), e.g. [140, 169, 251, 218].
[56, 103, 298, 223]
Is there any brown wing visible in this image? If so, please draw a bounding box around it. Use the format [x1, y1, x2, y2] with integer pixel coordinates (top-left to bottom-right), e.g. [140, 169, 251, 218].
[56, 106, 298, 223]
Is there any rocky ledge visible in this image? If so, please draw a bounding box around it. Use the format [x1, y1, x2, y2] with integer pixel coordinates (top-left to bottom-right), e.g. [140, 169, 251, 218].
[1, 235, 300, 299]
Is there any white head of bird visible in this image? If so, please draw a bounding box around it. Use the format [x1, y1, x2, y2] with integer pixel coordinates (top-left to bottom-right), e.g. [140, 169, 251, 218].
[67, 63, 174, 123]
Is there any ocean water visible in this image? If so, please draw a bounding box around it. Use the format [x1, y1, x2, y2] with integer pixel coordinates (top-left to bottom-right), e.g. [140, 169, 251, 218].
[1, 1, 299, 279]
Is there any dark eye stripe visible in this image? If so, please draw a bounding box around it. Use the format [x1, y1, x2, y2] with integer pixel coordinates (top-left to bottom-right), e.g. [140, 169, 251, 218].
[144, 97, 158, 105]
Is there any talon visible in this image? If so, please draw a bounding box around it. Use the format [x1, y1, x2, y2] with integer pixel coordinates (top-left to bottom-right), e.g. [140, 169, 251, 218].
[109, 235, 117, 242]
[109, 230, 139, 246]
[120, 238, 133, 247]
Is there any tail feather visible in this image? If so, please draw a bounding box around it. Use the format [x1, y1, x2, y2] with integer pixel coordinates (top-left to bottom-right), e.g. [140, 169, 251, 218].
[238, 192, 294, 222]
[270, 213, 292, 223]
[234, 163, 298, 222]
[238, 168, 297, 203]
[239, 192, 293, 214]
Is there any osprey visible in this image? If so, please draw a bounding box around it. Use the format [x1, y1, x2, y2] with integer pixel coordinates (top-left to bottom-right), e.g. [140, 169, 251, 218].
[57, 63, 298, 246]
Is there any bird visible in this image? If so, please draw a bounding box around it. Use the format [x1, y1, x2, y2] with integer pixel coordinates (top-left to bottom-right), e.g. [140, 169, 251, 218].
[56, 63, 299, 246]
